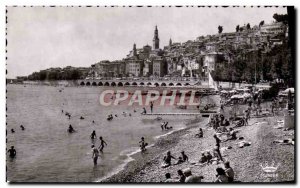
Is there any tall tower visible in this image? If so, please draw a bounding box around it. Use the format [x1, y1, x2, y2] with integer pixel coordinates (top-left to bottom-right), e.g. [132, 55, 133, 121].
[133, 43, 137, 56]
[153, 25, 160, 50]
[169, 38, 172, 46]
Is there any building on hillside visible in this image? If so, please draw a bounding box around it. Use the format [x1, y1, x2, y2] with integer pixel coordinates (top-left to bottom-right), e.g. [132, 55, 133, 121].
[260, 22, 286, 36]
[152, 57, 167, 77]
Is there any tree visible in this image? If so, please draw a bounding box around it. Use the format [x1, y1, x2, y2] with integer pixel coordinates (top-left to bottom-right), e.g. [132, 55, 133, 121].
[239, 27, 244, 32]
[259, 20, 264, 28]
[273, 13, 288, 24]
[218, 25, 223, 34]
[246, 23, 251, 30]
[236, 25, 240, 32]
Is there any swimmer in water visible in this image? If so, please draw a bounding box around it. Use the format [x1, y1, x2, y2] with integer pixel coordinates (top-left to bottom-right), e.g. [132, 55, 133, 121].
[90, 130, 96, 139]
[62, 110, 64, 113]
[7, 146, 16, 158]
[11, 129, 15, 133]
[20, 125, 25, 131]
[80, 116, 84, 120]
[68, 125, 75, 133]
[92, 120, 95, 124]
[91, 145, 100, 165]
[98, 136, 108, 152]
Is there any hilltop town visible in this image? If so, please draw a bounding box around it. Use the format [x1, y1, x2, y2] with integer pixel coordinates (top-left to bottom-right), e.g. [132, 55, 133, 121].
[19, 13, 292, 87]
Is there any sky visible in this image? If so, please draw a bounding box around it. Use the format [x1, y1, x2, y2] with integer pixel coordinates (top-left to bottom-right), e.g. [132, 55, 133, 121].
[6, 6, 287, 78]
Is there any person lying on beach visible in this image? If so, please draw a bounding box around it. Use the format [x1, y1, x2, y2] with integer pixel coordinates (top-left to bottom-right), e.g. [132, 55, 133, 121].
[195, 128, 203, 138]
[122, 112, 127, 117]
[216, 126, 228, 133]
[224, 119, 230, 127]
[11, 129, 15, 133]
[224, 161, 234, 182]
[80, 116, 84, 120]
[183, 168, 204, 183]
[90, 130, 96, 139]
[91, 145, 100, 166]
[68, 125, 75, 133]
[199, 152, 207, 164]
[20, 125, 25, 131]
[181, 151, 188, 162]
[98, 136, 107, 152]
[228, 128, 237, 140]
[139, 137, 148, 152]
[7, 146, 16, 158]
[162, 151, 176, 168]
[177, 170, 186, 183]
[215, 167, 229, 182]
[206, 151, 213, 164]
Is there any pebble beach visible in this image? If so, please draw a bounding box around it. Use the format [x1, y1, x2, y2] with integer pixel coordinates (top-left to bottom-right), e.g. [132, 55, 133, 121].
[103, 110, 294, 183]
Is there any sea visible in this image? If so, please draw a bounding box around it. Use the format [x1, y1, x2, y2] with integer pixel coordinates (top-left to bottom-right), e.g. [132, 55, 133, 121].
[6, 84, 205, 182]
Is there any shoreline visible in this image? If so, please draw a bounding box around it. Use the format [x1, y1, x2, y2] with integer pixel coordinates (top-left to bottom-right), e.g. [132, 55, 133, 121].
[101, 111, 294, 183]
[100, 117, 208, 183]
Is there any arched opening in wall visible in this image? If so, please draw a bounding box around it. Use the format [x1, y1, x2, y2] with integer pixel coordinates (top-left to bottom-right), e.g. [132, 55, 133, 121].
[176, 83, 182, 86]
[118, 82, 123, 87]
[161, 83, 167, 86]
[140, 82, 145, 86]
[104, 82, 110, 86]
[147, 82, 152, 86]
[92, 82, 97, 86]
[80, 82, 85, 86]
[184, 83, 190, 86]
[98, 82, 103, 86]
[169, 83, 174, 86]
[154, 83, 159, 87]
[111, 82, 116, 87]
[86, 82, 91, 86]
[124, 82, 130, 86]
[132, 82, 137, 86]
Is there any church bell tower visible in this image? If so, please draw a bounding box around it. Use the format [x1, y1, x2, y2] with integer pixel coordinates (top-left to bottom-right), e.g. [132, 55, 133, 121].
[153, 25, 160, 50]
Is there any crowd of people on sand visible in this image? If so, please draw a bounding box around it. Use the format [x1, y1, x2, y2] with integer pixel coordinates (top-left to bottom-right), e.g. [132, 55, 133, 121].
[160, 148, 235, 183]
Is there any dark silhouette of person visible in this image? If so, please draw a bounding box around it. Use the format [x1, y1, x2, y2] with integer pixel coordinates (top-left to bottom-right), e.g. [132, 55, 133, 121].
[90, 130, 96, 139]
[8, 146, 16, 158]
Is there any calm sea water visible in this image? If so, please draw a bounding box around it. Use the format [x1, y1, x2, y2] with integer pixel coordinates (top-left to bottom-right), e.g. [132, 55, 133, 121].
[6, 84, 200, 182]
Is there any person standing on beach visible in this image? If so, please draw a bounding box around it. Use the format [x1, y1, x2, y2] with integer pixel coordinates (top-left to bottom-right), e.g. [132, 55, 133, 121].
[98, 136, 107, 152]
[213, 135, 223, 162]
[150, 102, 154, 113]
[91, 145, 100, 165]
[139, 137, 148, 152]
